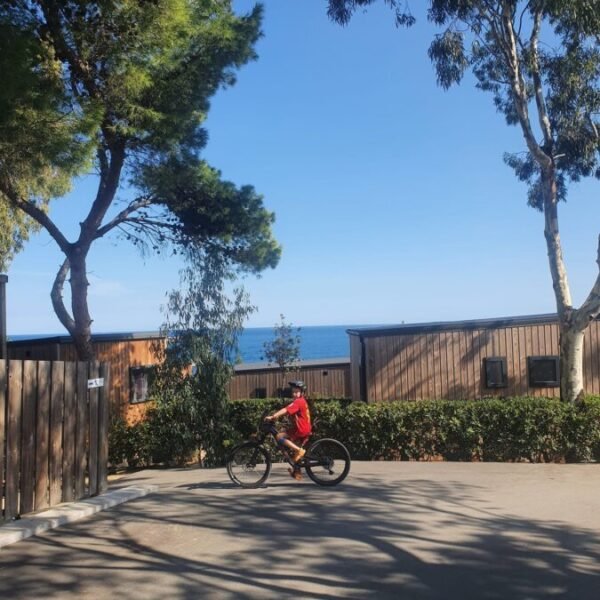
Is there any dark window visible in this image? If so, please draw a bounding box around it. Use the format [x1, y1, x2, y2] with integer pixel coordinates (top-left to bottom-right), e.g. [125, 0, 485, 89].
[528, 356, 560, 387]
[484, 357, 507, 388]
[130, 366, 155, 404]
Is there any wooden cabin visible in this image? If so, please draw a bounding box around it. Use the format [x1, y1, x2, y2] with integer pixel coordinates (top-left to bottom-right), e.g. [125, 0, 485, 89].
[229, 358, 351, 400]
[347, 313, 600, 402]
[8, 332, 164, 423]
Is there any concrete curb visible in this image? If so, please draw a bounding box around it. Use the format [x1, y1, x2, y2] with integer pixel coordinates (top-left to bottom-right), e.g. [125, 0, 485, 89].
[0, 484, 158, 549]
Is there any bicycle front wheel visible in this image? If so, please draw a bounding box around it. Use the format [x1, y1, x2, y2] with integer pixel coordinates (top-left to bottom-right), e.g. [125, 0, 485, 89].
[227, 442, 271, 488]
[305, 438, 351, 486]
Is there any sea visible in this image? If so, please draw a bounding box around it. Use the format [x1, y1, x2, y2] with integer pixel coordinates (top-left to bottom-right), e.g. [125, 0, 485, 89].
[9, 324, 367, 364]
[238, 324, 355, 363]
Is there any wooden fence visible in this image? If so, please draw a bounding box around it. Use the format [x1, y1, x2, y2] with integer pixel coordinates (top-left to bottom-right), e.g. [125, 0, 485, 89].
[1, 360, 109, 522]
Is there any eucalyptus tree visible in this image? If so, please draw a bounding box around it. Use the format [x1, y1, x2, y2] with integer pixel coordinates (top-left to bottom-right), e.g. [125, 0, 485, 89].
[327, 0, 600, 402]
[0, 1, 280, 359]
[261, 314, 301, 396]
[149, 247, 255, 466]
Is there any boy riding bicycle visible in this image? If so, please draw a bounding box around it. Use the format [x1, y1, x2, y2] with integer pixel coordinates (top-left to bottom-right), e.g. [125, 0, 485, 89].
[265, 380, 312, 480]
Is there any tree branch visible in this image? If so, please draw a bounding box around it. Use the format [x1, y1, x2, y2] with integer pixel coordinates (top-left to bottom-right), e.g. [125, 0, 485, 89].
[81, 142, 126, 245]
[94, 196, 154, 239]
[0, 175, 72, 253]
[39, 1, 100, 99]
[574, 235, 600, 329]
[50, 258, 76, 334]
[501, 3, 552, 170]
[529, 8, 553, 148]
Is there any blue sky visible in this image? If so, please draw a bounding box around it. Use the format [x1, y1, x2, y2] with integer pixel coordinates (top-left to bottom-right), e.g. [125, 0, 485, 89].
[6, 0, 599, 334]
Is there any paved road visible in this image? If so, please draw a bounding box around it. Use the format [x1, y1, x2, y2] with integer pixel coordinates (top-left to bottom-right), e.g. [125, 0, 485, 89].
[1, 462, 599, 599]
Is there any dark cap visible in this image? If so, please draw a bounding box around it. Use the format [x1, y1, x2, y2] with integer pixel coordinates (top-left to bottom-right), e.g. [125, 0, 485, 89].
[288, 380, 306, 390]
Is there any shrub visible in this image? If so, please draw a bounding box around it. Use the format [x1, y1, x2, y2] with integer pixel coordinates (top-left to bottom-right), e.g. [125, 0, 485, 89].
[227, 396, 600, 463]
[108, 417, 152, 469]
[109, 395, 600, 467]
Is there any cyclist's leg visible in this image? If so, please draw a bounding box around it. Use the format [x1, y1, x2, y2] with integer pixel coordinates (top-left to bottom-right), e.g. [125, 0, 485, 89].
[276, 430, 301, 453]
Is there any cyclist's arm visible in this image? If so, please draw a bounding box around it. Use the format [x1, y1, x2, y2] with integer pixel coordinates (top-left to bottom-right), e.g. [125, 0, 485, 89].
[267, 407, 288, 420]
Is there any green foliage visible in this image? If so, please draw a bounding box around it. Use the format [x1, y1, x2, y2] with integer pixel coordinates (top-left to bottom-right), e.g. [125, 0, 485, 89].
[261, 314, 301, 394]
[229, 396, 600, 463]
[108, 417, 152, 469]
[109, 396, 600, 467]
[0, 15, 97, 269]
[328, 1, 600, 207]
[147, 248, 255, 467]
[0, 1, 280, 353]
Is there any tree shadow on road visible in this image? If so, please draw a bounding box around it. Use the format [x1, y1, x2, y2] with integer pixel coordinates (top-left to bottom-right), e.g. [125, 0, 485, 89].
[0, 472, 598, 599]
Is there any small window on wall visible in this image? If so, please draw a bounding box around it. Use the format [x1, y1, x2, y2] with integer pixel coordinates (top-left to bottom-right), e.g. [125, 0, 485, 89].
[130, 366, 155, 404]
[528, 356, 560, 387]
[484, 357, 507, 388]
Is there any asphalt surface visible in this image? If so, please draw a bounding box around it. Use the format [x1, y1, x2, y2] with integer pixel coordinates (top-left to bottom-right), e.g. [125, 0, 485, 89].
[1, 461, 599, 599]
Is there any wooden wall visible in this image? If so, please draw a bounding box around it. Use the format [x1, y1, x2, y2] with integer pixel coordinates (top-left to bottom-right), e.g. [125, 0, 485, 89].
[360, 319, 600, 402]
[8, 338, 163, 423]
[349, 334, 362, 403]
[228, 359, 351, 400]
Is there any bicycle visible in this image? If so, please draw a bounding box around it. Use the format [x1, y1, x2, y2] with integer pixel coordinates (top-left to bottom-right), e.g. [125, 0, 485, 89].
[226, 416, 351, 488]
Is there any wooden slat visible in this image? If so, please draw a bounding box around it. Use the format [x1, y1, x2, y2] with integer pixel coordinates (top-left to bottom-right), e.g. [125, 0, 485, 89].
[510, 327, 520, 396]
[517, 326, 527, 396]
[6, 360, 23, 520]
[35, 362, 51, 511]
[420, 334, 430, 400]
[407, 335, 417, 401]
[75, 362, 88, 499]
[449, 332, 459, 400]
[0, 360, 6, 521]
[88, 361, 100, 496]
[498, 329, 507, 397]
[391, 336, 401, 400]
[49, 361, 65, 506]
[20, 361, 37, 515]
[432, 333, 441, 400]
[62, 362, 77, 502]
[437, 333, 448, 401]
[97, 363, 110, 494]
[477, 329, 486, 399]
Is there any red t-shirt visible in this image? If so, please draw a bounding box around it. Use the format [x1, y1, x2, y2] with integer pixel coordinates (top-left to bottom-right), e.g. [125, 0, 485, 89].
[286, 396, 312, 438]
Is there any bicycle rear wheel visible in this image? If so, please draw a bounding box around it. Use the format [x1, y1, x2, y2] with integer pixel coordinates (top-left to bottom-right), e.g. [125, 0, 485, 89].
[305, 438, 351, 486]
[227, 442, 271, 488]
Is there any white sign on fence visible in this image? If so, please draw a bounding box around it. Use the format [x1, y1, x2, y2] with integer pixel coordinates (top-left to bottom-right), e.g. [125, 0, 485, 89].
[87, 378, 105, 389]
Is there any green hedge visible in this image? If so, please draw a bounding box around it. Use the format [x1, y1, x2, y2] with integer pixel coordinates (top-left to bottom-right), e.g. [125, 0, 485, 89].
[229, 396, 600, 463]
[109, 396, 600, 467]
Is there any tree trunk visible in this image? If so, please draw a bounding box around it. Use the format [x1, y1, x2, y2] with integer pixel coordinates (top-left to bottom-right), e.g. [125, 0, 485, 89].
[69, 251, 95, 361]
[559, 323, 585, 403]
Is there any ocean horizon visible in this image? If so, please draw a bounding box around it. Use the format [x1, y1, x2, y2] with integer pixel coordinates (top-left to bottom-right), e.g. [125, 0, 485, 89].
[8, 324, 377, 364]
[237, 324, 355, 363]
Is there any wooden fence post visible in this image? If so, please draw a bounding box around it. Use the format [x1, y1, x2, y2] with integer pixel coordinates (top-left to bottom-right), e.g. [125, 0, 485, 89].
[75, 361, 89, 499]
[20, 360, 37, 515]
[62, 362, 77, 502]
[35, 361, 51, 511]
[97, 362, 110, 494]
[6, 360, 23, 520]
[88, 361, 100, 497]
[49, 361, 65, 506]
[0, 360, 6, 522]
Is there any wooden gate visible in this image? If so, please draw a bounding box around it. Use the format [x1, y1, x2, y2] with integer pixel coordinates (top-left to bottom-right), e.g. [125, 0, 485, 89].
[0, 360, 109, 521]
